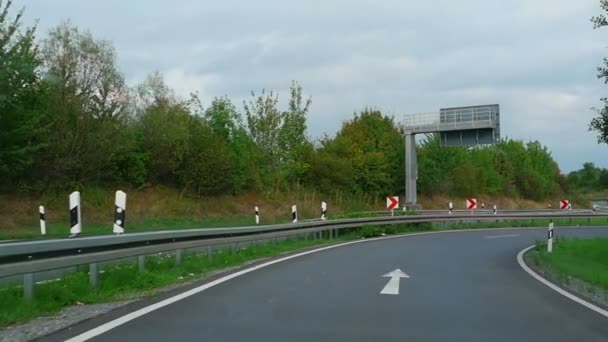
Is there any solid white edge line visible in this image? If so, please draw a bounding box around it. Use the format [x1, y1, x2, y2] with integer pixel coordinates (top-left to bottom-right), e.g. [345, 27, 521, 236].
[484, 234, 520, 239]
[66, 226, 604, 341]
[517, 245, 608, 319]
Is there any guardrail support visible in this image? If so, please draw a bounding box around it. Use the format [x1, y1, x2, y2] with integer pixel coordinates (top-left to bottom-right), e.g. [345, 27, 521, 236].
[89, 263, 99, 288]
[138, 255, 145, 272]
[547, 222, 554, 253]
[329, 229, 333, 240]
[175, 249, 183, 266]
[39, 205, 46, 236]
[24, 273, 34, 300]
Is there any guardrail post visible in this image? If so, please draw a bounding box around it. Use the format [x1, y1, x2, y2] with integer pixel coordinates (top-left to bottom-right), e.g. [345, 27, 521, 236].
[89, 263, 99, 288]
[69, 191, 82, 237]
[113, 190, 126, 234]
[24, 273, 34, 300]
[321, 202, 327, 220]
[291, 205, 298, 223]
[39, 205, 46, 235]
[547, 222, 554, 253]
[138, 255, 145, 272]
[329, 229, 333, 240]
[175, 249, 183, 266]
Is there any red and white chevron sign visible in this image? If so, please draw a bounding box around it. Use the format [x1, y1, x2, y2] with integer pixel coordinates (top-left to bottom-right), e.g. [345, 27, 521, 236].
[560, 200, 570, 210]
[386, 196, 399, 210]
[466, 198, 477, 210]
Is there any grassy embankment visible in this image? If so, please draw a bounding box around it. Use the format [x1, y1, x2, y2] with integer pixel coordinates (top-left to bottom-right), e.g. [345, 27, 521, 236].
[533, 238, 608, 291]
[0, 186, 594, 240]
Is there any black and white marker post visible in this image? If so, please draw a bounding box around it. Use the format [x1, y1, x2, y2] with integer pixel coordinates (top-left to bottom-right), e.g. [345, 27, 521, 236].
[321, 201, 327, 220]
[69, 191, 82, 237]
[39, 205, 46, 236]
[291, 205, 298, 223]
[255, 206, 260, 225]
[448, 201, 453, 215]
[493, 204, 497, 215]
[547, 221, 554, 253]
[113, 190, 126, 234]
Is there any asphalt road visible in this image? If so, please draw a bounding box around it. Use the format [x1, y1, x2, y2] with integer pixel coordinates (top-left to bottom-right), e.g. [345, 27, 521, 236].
[43, 227, 608, 342]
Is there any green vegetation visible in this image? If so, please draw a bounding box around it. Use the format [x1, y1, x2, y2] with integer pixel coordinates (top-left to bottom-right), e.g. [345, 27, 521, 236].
[0, 1, 571, 201]
[0, 1, 604, 239]
[591, 1, 608, 145]
[0, 223, 430, 326]
[533, 238, 608, 290]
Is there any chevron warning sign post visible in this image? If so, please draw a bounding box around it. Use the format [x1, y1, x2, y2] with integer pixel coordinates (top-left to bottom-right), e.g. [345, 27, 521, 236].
[387, 196, 399, 216]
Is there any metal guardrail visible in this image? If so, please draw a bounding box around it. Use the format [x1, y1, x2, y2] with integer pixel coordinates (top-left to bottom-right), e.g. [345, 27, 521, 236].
[1, 211, 607, 299]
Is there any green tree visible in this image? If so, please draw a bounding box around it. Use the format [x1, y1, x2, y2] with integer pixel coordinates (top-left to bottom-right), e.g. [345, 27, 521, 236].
[36, 21, 135, 187]
[320, 109, 403, 195]
[0, 0, 46, 189]
[243, 81, 312, 189]
[590, 1, 608, 144]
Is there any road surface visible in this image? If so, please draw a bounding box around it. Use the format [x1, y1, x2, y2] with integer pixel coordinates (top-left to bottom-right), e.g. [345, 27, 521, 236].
[43, 227, 608, 342]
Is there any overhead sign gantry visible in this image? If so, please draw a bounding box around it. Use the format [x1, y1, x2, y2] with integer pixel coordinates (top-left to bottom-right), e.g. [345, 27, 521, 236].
[403, 104, 501, 206]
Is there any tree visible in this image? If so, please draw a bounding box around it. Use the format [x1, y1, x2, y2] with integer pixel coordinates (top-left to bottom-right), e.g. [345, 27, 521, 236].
[591, 1, 608, 144]
[42, 21, 128, 120]
[320, 109, 403, 195]
[0, 0, 49, 189]
[243, 81, 312, 189]
[36, 21, 135, 187]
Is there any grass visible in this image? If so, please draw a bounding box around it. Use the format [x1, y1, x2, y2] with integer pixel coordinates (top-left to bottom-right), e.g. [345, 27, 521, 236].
[533, 238, 608, 291]
[436, 217, 608, 231]
[0, 223, 432, 327]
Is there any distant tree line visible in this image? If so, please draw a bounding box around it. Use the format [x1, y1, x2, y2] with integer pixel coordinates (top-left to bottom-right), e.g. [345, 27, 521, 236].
[0, 1, 581, 200]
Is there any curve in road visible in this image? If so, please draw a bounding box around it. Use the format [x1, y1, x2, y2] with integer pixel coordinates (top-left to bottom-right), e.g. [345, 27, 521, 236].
[43, 226, 608, 342]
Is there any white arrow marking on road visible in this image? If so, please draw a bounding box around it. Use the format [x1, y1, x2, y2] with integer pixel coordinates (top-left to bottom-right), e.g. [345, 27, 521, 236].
[380, 269, 410, 295]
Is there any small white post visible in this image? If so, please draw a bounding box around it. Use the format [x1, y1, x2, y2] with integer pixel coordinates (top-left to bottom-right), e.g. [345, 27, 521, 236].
[255, 206, 260, 225]
[391, 209, 394, 217]
[568, 203, 572, 212]
[449, 202, 453, 215]
[39, 205, 46, 235]
[69, 191, 82, 237]
[321, 202, 327, 220]
[113, 190, 126, 234]
[291, 205, 298, 223]
[547, 222, 554, 253]
[493, 204, 497, 215]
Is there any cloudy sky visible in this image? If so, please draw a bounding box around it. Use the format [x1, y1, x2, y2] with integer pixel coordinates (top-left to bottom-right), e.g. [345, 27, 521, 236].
[17, 0, 608, 171]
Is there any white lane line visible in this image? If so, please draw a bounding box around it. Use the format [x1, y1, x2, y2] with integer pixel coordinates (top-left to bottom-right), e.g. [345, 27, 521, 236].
[517, 245, 608, 319]
[485, 234, 520, 239]
[67, 226, 606, 341]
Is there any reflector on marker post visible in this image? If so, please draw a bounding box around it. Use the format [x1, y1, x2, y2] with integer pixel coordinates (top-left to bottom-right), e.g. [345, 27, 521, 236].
[39, 205, 46, 235]
[291, 205, 298, 223]
[321, 202, 327, 220]
[255, 206, 260, 225]
[69, 191, 81, 237]
[113, 190, 126, 234]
